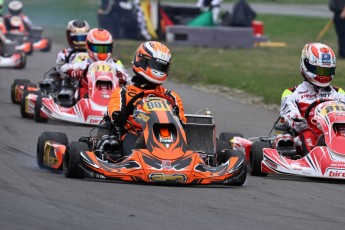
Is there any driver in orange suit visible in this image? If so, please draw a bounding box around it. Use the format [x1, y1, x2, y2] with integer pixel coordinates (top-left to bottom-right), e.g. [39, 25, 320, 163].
[108, 41, 186, 156]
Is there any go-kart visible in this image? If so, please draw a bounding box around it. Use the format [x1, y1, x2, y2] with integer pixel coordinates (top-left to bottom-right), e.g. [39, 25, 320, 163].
[36, 90, 247, 185]
[0, 40, 26, 69]
[231, 99, 345, 179]
[11, 52, 89, 104]
[21, 61, 120, 125]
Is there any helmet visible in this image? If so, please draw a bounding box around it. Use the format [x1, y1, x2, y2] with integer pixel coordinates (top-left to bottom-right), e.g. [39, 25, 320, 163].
[66, 19, 90, 50]
[86, 28, 113, 61]
[132, 41, 171, 85]
[300, 43, 336, 87]
[8, 0, 23, 15]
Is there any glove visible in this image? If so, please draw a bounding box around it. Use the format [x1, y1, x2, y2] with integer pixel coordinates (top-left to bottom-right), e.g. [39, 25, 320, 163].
[112, 111, 124, 126]
[68, 69, 84, 79]
[291, 116, 309, 133]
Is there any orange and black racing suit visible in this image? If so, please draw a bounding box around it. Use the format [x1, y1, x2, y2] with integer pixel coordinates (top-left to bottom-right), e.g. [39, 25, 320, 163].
[108, 84, 187, 156]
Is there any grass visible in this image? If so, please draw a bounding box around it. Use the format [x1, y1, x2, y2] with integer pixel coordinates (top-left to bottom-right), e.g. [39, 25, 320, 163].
[161, 0, 327, 4]
[109, 14, 344, 105]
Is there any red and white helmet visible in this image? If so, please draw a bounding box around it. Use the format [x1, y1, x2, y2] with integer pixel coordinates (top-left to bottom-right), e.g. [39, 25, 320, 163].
[132, 41, 171, 85]
[300, 43, 336, 87]
[86, 28, 113, 62]
[8, 0, 23, 15]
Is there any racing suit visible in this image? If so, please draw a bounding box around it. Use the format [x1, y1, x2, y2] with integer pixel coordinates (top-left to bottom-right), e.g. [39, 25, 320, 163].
[56, 48, 87, 70]
[281, 80, 345, 153]
[108, 81, 187, 156]
[60, 57, 129, 99]
[4, 13, 32, 33]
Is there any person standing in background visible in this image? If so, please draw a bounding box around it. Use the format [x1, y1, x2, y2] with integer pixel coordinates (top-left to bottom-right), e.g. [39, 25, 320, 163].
[196, 0, 223, 25]
[98, 0, 131, 39]
[329, 0, 345, 58]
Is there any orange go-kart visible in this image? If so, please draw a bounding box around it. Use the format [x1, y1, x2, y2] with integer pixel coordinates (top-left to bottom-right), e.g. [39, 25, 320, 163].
[37, 90, 247, 186]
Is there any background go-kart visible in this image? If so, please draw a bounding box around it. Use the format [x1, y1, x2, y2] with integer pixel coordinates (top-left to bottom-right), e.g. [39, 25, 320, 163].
[1, 1, 345, 230]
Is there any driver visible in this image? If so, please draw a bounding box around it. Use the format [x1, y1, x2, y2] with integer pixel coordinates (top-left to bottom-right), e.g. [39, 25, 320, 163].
[280, 42, 345, 155]
[4, 0, 33, 33]
[60, 28, 128, 99]
[108, 41, 187, 156]
[56, 19, 90, 70]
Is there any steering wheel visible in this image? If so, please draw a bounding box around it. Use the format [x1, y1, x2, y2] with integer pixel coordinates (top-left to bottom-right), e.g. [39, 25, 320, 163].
[125, 90, 176, 119]
[304, 98, 333, 126]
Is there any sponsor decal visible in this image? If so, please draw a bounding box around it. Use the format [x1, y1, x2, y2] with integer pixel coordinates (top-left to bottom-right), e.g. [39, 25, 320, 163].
[330, 162, 345, 167]
[156, 59, 168, 65]
[149, 173, 187, 183]
[136, 113, 150, 122]
[161, 160, 172, 169]
[328, 170, 345, 178]
[321, 53, 331, 64]
[89, 118, 101, 124]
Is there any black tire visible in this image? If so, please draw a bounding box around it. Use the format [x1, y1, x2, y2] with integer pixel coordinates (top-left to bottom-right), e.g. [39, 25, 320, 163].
[37, 132, 68, 169]
[41, 38, 52, 52]
[34, 95, 49, 123]
[20, 90, 41, 118]
[249, 141, 270, 177]
[218, 132, 244, 142]
[27, 42, 33, 55]
[11, 79, 30, 104]
[63, 141, 88, 178]
[215, 140, 231, 165]
[23, 82, 37, 91]
[316, 134, 326, 146]
[14, 52, 27, 69]
[227, 150, 247, 186]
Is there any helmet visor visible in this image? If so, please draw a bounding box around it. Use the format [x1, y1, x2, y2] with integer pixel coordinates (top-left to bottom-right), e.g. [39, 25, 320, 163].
[141, 55, 170, 73]
[304, 59, 335, 76]
[71, 34, 87, 43]
[87, 41, 112, 54]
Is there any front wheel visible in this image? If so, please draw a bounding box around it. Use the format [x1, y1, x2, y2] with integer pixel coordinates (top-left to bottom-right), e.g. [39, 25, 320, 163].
[11, 79, 30, 104]
[227, 150, 247, 186]
[34, 95, 49, 123]
[37, 132, 68, 169]
[249, 141, 269, 177]
[63, 141, 88, 178]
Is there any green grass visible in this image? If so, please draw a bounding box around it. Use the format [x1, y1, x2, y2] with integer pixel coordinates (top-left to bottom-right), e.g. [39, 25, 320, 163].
[110, 14, 344, 105]
[161, 0, 327, 4]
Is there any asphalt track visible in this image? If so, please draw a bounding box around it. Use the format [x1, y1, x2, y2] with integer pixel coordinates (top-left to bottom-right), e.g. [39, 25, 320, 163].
[1, 45, 345, 230]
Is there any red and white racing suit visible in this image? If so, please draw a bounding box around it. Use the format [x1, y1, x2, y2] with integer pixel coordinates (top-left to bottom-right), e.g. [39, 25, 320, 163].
[281, 80, 345, 153]
[60, 57, 129, 98]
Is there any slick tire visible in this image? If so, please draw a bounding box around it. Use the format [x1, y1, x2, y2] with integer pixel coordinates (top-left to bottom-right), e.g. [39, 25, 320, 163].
[34, 95, 49, 123]
[20, 90, 41, 118]
[227, 150, 247, 186]
[215, 140, 231, 165]
[14, 52, 26, 69]
[11, 79, 30, 104]
[249, 141, 269, 177]
[37, 132, 68, 169]
[63, 141, 88, 178]
[41, 38, 52, 52]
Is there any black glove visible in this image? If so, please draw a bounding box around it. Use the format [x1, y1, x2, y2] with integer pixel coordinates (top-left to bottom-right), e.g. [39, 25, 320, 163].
[112, 111, 124, 126]
[172, 105, 179, 117]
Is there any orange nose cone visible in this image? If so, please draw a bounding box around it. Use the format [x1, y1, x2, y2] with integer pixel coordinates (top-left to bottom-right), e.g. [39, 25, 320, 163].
[98, 53, 108, 61]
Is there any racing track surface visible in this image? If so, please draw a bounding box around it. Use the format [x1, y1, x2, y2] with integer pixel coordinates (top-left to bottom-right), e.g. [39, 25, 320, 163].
[1, 45, 345, 230]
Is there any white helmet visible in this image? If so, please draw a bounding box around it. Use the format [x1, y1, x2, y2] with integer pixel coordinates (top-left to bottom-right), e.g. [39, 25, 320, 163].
[300, 43, 336, 88]
[8, 0, 23, 15]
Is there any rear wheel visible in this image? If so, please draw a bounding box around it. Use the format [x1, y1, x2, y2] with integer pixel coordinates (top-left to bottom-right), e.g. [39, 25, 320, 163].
[14, 52, 26, 69]
[11, 79, 30, 104]
[41, 38, 52, 52]
[37, 132, 68, 169]
[34, 95, 49, 123]
[249, 141, 269, 177]
[63, 141, 88, 178]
